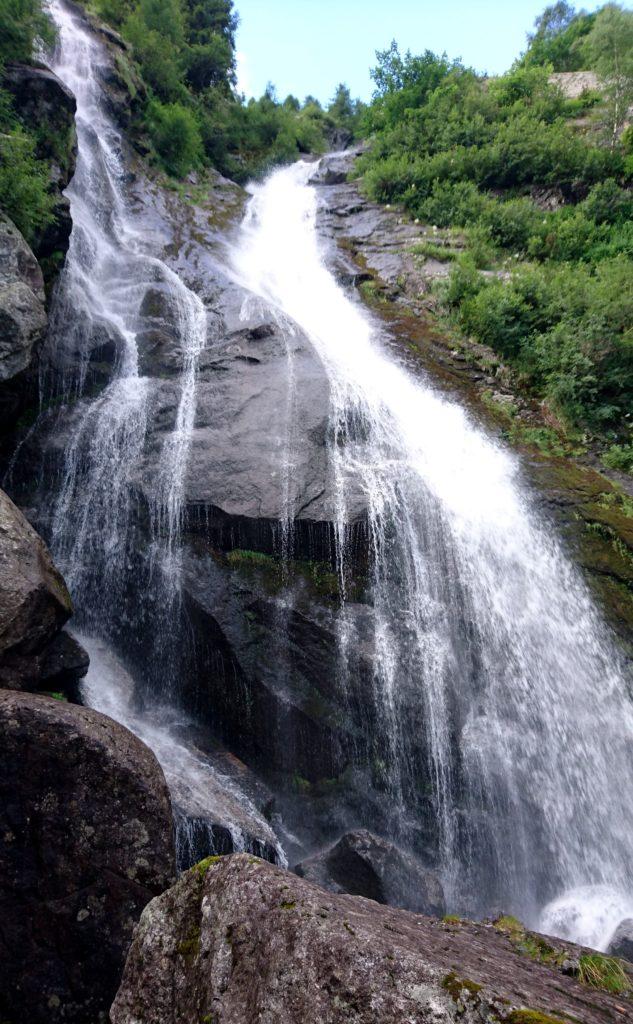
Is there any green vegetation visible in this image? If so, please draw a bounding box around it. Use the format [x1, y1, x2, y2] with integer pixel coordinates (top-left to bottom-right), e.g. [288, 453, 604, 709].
[493, 915, 566, 967]
[192, 854, 222, 878]
[85, 0, 364, 181]
[0, 0, 57, 242]
[441, 972, 482, 1002]
[0, 0, 54, 62]
[507, 1012, 567, 1024]
[577, 952, 631, 993]
[356, 3, 633, 445]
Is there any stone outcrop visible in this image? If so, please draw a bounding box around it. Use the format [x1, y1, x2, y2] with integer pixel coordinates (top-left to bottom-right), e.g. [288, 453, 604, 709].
[111, 853, 632, 1024]
[4, 62, 77, 265]
[0, 214, 48, 424]
[608, 918, 633, 962]
[0, 689, 176, 1024]
[295, 829, 445, 916]
[0, 487, 78, 690]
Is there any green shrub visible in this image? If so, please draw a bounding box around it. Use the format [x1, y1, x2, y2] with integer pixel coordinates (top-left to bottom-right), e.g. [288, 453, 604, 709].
[147, 100, 202, 176]
[0, 126, 55, 243]
[602, 443, 633, 473]
[0, 0, 54, 62]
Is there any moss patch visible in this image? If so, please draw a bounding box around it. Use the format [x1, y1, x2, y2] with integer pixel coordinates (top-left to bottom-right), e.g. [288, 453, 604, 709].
[494, 916, 566, 968]
[441, 972, 482, 1002]
[177, 925, 200, 959]
[192, 855, 223, 879]
[508, 1012, 567, 1024]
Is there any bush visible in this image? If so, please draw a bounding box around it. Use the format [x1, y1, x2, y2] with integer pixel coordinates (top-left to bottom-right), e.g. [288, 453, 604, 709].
[0, 0, 54, 62]
[602, 443, 633, 472]
[0, 126, 55, 243]
[147, 100, 202, 176]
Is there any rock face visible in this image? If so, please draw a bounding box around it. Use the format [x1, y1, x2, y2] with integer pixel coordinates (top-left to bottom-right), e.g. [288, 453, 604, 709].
[295, 829, 445, 916]
[0, 487, 75, 689]
[0, 215, 48, 422]
[111, 853, 631, 1024]
[0, 689, 176, 1024]
[608, 918, 633, 962]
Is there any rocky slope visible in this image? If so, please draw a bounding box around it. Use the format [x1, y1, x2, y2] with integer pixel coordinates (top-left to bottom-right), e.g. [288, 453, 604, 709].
[112, 853, 633, 1024]
[0, 689, 176, 1024]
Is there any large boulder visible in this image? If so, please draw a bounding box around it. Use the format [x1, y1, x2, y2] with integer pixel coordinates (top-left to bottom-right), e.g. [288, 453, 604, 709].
[0, 690, 176, 1024]
[295, 828, 445, 916]
[111, 853, 631, 1024]
[0, 487, 74, 689]
[0, 215, 47, 421]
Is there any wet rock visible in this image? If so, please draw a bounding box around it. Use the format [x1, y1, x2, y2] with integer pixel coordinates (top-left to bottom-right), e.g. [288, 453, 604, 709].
[111, 853, 630, 1024]
[173, 543, 375, 784]
[608, 918, 633, 962]
[0, 214, 47, 424]
[295, 828, 445, 915]
[0, 689, 175, 1024]
[0, 488, 72, 689]
[38, 630, 90, 696]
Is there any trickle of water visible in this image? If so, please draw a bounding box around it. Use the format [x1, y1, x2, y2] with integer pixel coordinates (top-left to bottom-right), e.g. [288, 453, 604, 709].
[232, 160, 633, 945]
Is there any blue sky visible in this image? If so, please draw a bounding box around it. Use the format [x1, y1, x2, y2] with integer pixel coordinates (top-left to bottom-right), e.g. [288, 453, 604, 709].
[234, 0, 604, 104]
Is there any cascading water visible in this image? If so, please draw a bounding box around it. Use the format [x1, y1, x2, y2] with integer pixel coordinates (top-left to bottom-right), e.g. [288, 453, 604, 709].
[38, 0, 283, 868]
[232, 161, 633, 947]
[21, 0, 632, 949]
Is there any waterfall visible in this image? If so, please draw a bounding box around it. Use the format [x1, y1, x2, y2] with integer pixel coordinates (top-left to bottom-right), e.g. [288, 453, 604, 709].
[24, 0, 633, 949]
[40, 0, 283, 868]
[232, 161, 633, 948]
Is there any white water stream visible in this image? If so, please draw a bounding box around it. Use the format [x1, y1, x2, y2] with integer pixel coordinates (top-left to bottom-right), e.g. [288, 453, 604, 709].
[41, 0, 283, 867]
[232, 161, 633, 948]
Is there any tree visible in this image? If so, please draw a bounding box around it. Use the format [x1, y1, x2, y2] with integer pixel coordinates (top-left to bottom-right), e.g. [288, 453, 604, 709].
[530, 1, 578, 41]
[587, 3, 633, 147]
[185, 36, 233, 92]
[522, 3, 596, 71]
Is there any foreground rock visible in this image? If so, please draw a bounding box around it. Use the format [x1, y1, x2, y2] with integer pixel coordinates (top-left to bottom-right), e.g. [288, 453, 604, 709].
[0, 487, 77, 689]
[0, 690, 176, 1024]
[295, 828, 445, 916]
[112, 853, 631, 1024]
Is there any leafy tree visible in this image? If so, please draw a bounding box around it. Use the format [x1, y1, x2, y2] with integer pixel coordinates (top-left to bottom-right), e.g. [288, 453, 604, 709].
[522, 3, 596, 70]
[185, 36, 232, 92]
[586, 3, 633, 147]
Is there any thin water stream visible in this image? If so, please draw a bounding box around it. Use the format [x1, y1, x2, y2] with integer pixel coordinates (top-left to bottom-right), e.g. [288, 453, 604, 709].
[41, 0, 283, 867]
